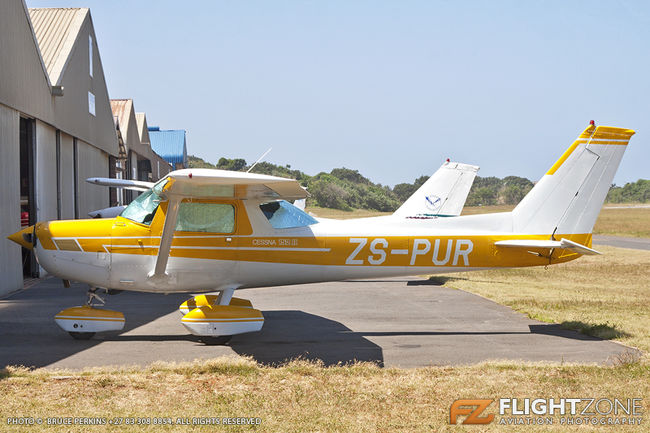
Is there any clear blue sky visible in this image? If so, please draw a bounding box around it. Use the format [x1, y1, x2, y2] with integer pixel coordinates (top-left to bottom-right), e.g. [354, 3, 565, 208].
[28, 0, 650, 186]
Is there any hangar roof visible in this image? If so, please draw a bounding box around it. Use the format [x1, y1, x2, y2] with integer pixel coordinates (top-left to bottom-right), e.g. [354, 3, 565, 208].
[111, 99, 150, 157]
[135, 113, 150, 145]
[28, 8, 88, 86]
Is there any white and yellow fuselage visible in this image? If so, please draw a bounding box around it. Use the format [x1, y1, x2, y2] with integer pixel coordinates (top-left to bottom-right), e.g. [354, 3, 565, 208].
[28, 207, 589, 294]
[7, 124, 635, 340]
[18, 123, 635, 295]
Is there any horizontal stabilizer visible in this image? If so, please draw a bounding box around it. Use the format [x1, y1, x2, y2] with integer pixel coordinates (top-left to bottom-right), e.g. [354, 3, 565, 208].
[495, 238, 601, 255]
[87, 177, 154, 192]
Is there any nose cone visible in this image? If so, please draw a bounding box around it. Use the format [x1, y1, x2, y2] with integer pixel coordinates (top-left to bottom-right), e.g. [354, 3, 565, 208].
[7, 225, 35, 250]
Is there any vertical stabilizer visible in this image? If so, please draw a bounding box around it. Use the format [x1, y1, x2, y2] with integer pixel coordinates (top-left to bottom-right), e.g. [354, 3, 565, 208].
[512, 124, 634, 235]
[393, 161, 479, 218]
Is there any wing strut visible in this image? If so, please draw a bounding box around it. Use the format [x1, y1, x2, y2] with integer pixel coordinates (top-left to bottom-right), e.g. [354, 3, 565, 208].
[151, 197, 181, 278]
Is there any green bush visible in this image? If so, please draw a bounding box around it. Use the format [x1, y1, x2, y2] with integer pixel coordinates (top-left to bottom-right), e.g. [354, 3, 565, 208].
[188, 155, 647, 211]
[606, 179, 650, 203]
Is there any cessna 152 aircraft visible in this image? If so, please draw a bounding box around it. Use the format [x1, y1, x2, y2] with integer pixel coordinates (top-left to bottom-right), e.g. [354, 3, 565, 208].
[8, 123, 634, 344]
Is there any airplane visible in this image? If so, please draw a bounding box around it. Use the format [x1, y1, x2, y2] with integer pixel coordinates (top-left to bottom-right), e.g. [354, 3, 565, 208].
[86, 159, 478, 219]
[7, 123, 634, 345]
[392, 160, 478, 219]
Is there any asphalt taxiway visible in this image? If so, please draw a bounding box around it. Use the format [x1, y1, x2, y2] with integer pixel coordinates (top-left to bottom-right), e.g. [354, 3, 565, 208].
[0, 276, 637, 369]
[593, 235, 650, 251]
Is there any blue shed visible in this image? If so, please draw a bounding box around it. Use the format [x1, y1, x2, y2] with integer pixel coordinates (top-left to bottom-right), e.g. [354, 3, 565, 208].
[148, 126, 188, 169]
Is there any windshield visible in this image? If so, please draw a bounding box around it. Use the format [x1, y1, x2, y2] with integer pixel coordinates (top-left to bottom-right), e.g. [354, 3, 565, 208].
[260, 200, 318, 229]
[119, 189, 161, 225]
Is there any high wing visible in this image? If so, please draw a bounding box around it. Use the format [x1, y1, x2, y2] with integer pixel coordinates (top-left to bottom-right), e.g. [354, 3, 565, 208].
[88, 205, 126, 218]
[393, 161, 479, 218]
[87, 177, 154, 192]
[156, 169, 308, 201]
[150, 169, 308, 279]
[495, 238, 601, 255]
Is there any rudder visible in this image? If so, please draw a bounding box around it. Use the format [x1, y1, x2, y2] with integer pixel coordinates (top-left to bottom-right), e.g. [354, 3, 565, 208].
[512, 123, 635, 236]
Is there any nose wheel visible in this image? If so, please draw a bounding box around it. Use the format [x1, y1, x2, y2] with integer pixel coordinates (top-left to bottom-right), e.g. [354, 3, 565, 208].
[69, 331, 96, 340]
[66, 288, 108, 339]
[86, 287, 106, 306]
[55, 287, 125, 340]
[199, 335, 233, 345]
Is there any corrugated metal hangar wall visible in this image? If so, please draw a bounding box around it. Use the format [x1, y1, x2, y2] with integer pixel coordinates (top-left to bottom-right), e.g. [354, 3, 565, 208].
[0, 0, 117, 296]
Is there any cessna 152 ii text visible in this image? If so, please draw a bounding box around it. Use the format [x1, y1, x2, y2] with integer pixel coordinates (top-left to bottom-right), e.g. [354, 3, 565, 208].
[8, 123, 634, 344]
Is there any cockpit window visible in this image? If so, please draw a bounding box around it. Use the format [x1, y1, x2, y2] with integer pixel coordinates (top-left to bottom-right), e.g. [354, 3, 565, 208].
[260, 200, 318, 229]
[176, 202, 235, 233]
[119, 189, 161, 225]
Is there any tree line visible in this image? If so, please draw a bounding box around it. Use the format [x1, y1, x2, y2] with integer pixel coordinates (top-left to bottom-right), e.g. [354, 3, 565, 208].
[188, 155, 648, 211]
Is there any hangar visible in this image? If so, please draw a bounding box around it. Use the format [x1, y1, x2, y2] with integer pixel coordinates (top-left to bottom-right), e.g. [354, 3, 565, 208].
[110, 99, 172, 205]
[0, 1, 118, 292]
[0, 0, 175, 296]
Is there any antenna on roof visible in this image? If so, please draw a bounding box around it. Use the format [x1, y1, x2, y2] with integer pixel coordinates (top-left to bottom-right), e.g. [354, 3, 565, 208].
[247, 148, 273, 173]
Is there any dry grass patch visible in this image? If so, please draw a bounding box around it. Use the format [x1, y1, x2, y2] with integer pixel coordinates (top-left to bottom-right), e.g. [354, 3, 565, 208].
[461, 204, 515, 215]
[435, 246, 650, 358]
[461, 205, 650, 238]
[306, 206, 391, 219]
[592, 207, 650, 237]
[0, 358, 647, 433]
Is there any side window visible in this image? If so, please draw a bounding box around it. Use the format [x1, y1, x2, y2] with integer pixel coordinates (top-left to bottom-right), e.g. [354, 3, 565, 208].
[260, 200, 318, 229]
[176, 202, 235, 233]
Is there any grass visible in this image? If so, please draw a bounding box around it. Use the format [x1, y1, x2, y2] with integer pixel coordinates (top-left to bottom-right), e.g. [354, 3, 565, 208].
[592, 207, 650, 237]
[460, 204, 515, 215]
[1, 206, 646, 432]
[307, 206, 391, 219]
[433, 245, 650, 358]
[307, 205, 650, 238]
[1, 358, 647, 433]
[1, 246, 647, 433]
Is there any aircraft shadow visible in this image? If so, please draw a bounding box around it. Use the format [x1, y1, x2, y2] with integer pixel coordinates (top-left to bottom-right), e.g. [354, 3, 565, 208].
[528, 324, 624, 341]
[355, 325, 605, 341]
[229, 310, 385, 367]
[0, 279, 188, 370]
[1, 279, 630, 371]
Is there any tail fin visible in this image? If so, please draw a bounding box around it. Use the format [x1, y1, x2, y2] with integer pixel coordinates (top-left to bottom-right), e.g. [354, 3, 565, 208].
[393, 161, 479, 218]
[512, 124, 635, 235]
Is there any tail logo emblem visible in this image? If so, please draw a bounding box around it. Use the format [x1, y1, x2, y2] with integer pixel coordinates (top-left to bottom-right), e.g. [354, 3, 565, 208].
[425, 195, 442, 212]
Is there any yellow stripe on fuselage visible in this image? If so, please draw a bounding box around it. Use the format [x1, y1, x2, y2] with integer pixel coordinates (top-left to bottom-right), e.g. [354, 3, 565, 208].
[45, 232, 592, 269]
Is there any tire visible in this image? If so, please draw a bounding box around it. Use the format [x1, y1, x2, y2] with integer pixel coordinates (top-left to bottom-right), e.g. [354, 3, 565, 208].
[199, 335, 232, 345]
[69, 332, 96, 340]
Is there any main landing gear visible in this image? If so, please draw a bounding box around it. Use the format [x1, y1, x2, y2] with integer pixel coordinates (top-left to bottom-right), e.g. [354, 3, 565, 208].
[179, 288, 265, 345]
[54, 287, 125, 340]
[54, 285, 264, 345]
